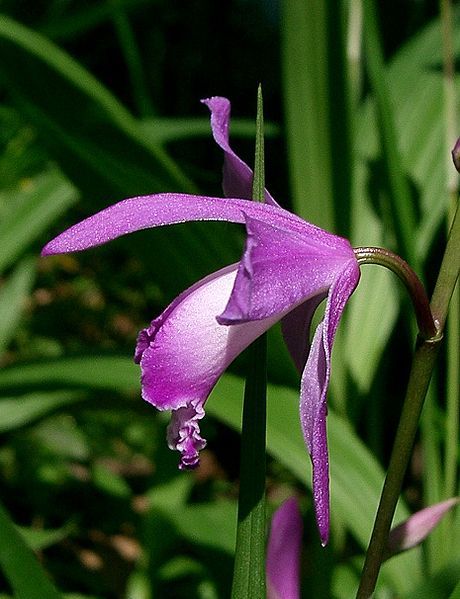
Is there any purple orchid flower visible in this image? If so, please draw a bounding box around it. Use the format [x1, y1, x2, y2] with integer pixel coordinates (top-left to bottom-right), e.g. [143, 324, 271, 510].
[42, 97, 360, 545]
[267, 497, 303, 599]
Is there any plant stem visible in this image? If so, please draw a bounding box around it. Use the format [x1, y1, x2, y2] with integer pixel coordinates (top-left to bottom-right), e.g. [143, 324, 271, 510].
[354, 247, 438, 340]
[431, 203, 460, 329]
[356, 337, 442, 598]
[231, 86, 267, 599]
[356, 204, 459, 598]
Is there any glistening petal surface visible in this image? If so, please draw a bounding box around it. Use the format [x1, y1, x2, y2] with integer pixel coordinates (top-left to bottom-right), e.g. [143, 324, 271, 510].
[299, 260, 360, 545]
[41, 193, 350, 256]
[135, 263, 282, 467]
[201, 96, 278, 205]
[267, 497, 302, 599]
[218, 214, 351, 324]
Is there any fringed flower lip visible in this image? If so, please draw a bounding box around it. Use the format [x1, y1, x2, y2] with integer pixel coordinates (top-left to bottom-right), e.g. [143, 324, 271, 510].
[42, 97, 360, 545]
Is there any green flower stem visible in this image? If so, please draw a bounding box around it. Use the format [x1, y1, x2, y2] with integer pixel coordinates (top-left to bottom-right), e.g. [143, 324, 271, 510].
[439, 0, 458, 561]
[431, 203, 460, 329]
[354, 247, 439, 340]
[231, 86, 267, 599]
[356, 205, 460, 598]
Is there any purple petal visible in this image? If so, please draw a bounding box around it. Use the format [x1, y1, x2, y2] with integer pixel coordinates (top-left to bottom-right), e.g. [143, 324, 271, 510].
[299, 260, 360, 545]
[281, 296, 326, 373]
[267, 497, 303, 599]
[218, 214, 354, 324]
[386, 497, 459, 559]
[135, 263, 282, 469]
[201, 96, 278, 205]
[41, 193, 349, 257]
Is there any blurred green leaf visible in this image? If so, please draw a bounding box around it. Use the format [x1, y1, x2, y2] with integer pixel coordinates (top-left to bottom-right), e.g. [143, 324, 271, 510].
[33, 414, 90, 460]
[0, 356, 138, 393]
[0, 257, 36, 354]
[146, 476, 193, 512]
[0, 13, 187, 192]
[0, 169, 77, 273]
[17, 522, 73, 551]
[0, 354, 420, 588]
[331, 562, 360, 599]
[0, 499, 63, 599]
[91, 462, 132, 498]
[402, 557, 460, 598]
[362, 1, 418, 268]
[0, 391, 82, 432]
[0, 14, 243, 293]
[449, 578, 460, 599]
[345, 258, 399, 393]
[169, 501, 236, 555]
[280, 0, 352, 236]
[140, 117, 280, 144]
[40, 0, 150, 41]
[347, 10, 460, 392]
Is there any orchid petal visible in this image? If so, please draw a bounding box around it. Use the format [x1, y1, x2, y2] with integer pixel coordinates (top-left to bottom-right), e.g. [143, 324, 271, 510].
[201, 96, 278, 205]
[299, 260, 360, 545]
[385, 497, 459, 559]
[41, 193, 348, 256]
[281, 295, 327, 373]
[267, 497, 303, 599]
[218, 214, 351, 324]
[135, 263, 281, 469]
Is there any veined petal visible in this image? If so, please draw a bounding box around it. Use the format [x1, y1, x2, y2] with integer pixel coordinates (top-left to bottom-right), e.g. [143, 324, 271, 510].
[219, 215, 353, 324]
[201, 96, 278, 205]
[41, 193, 349, 256]
[267, 497, 303, 599]
[135, 263, 281, 469]
[299, 260, 360, 545]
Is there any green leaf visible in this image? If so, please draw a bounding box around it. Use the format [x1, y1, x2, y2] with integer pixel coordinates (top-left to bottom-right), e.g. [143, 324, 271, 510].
[449, 578, 460, 599]
[33, 415, 90, 460]
[17, 522, 73, 551]
[0, 356, 139, 393]
[280, 0, 352, 236]
[0, 355, 422, 592]
[0, 499, 63, 599]
[0, 391, 83, 432]
[347, 11, 460, 391]
[140, 117, 280, 144]
[91, 462, 132, 498]
[0, 169, 77, 273]
[232, 86, 267, 599]
[40, 0, 150, 41]
[170, 501, 237, 555]
[362, 1, 418, 268]
[0, 257, 36, 354]
[345, 261, 399, 393]
[0, 14, 188, 193]
[0, 14, 242, 293]
[402, 557, 460, 598]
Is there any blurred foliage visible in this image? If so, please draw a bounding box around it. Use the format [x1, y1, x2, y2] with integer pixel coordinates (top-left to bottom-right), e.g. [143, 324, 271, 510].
[0, 0, 458, 597]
